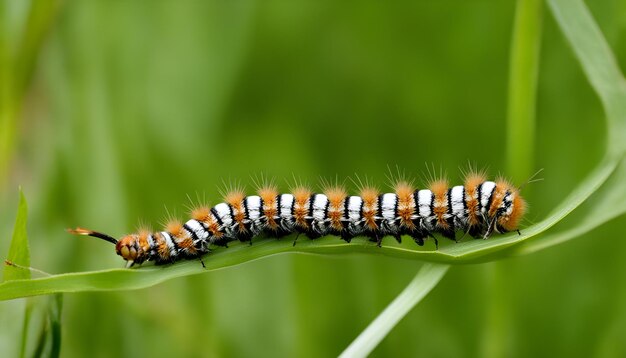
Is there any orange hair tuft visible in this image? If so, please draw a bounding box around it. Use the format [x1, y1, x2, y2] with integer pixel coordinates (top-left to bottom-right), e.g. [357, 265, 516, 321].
[394, 181, 414, 202]
[324, 186, 347, 206]
[504, 191, 526, 231]
[192, 206, 211, 222]
[464, 171, 487, 189]
[429, 179, 449, 197]
[166, 220, 184, 237]
[359, 186, 379, 205]
[258, 186, 278, 204]
[224, 190, 246, 206]
[496, 180, 526, 232]
[292, 186, 312, 202]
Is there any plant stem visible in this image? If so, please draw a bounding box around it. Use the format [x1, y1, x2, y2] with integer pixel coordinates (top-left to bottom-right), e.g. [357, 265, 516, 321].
[506, 0, 542, 183]
[339, 264, 449, 358]
[484, 1, 542, 357]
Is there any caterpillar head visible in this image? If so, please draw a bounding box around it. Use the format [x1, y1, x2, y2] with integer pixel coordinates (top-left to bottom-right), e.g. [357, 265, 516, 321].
[495, 188, 526, 233]
[116, 234, 141, 262]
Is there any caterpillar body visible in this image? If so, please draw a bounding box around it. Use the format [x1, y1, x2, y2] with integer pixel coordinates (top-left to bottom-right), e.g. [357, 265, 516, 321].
[70, 173, 526, 267]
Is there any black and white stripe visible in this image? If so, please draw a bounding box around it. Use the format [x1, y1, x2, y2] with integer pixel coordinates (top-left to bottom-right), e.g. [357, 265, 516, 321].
[450, 186, 467, 228]
[212, 202, 235, 238]
[311, 194, 330, 235]
[417, 189, 434, 232]
[345, 196, 364, 236]
[244, 195, 263, 235]
[278, 194, 295, 232]
[380, 193, 398, 234]
[480, 181, 496, 215]
[161, 232, 178, 259]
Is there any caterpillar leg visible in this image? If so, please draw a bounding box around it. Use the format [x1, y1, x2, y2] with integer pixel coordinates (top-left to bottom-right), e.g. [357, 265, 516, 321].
[365, 232, 384, 247]
[292, 233, 301, 247]
[340, 232, 353, 243]
[468, 225, 482, 239]
[212, 239, 229, 248]
[266, 227, 291, 239]
[410, 234, 425, 246]
[440, 228, 456, 241]
[458, 228, 470, 242]
[483, 217, 497, 239]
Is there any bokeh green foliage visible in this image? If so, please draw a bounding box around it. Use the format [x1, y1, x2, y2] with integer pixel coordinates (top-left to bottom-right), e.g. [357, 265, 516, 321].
[1, 0, 626, 357]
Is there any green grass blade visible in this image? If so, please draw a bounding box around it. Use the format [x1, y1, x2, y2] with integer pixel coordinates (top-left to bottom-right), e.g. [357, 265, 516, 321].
[3, 188, 31, 281]
[548, 0, 626, 153]
[0, 0, 59, 190]
[513, 155, 626, 255]
[13, 0, 60, 97]
[339, 264, 449, 358]
[442, 154, 620, 262]
[48, 294, 63, 358]
[19, 302, 34, 358]
[0, 241, 445, 300]
[506, 0, 542, 182]
[30, 294, 63, 358]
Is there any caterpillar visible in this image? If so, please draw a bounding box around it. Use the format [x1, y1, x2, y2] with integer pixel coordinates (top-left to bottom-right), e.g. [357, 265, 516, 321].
[69, 172, 526, 267]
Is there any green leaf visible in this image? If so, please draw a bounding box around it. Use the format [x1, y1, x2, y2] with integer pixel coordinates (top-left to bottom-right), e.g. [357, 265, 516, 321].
[31, 294, 63, 358]
[20, 302, 34, 358]
[548, 0, 626, 155]
[446, 154, 621, 263]
[2, 189, 61, 357]
[3, 188, 31, 281]
[514, 155, 626, 255]
[339, 264, 449, 358]
[48, 294, 63, 358]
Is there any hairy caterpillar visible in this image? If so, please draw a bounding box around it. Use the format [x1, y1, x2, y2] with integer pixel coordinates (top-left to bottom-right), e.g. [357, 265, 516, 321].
[69, 172, 526, 267]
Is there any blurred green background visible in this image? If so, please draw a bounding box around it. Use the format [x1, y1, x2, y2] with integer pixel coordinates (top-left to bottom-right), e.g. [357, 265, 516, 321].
[1, 0, 626, 357]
